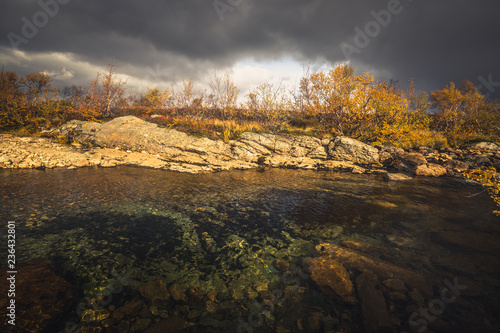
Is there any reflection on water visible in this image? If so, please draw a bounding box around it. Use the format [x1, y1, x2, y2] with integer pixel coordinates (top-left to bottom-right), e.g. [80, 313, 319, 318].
[0, 167, 499, 332]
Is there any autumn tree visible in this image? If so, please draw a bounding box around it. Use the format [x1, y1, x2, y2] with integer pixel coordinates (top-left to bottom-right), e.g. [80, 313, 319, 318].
[244, 82, 288, 127]
[0, 69, 27, 129]
[290, 67, 314, 114]
[137, 87, 171, 114]
[62, 85, 85, 108]
[208, 72, 240, 119]
[78, 61, 128, 119]
[172, 79, 205, 117]
[20, 72, 56, 109]
[308, 64, 374, 137]
[430, 80, 499, 146]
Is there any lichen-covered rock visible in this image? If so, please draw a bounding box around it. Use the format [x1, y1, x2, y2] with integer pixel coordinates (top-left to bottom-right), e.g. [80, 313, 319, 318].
[471, 142, 500, 151]
[328, 136, 380, 165]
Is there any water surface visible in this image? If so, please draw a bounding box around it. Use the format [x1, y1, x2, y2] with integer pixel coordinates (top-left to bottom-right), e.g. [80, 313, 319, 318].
[1, 167, 499, 332]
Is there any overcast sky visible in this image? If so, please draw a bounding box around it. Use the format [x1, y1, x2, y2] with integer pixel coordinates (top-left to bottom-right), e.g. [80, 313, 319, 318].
[1, 0, 499, 99]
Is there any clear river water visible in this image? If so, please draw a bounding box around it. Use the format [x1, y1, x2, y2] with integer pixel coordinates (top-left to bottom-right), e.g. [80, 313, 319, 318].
[1, 167, 499, 332]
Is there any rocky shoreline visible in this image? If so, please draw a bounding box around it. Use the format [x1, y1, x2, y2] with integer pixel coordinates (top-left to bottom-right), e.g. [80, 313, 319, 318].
[1, 116, 499, 178]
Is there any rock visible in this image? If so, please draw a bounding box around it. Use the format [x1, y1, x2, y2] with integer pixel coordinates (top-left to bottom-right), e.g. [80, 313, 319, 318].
[328, 136, 380, 165]
[356, 270, 392, 333]
[132, 317, 152, 331]
[169, 284, 188, 303]
[314, 243, 434, 298]
[415, 163, 447, 177]
[471, 142, 500, 151]
[384, 172, 413, 181]
[140, 277, 170, 302]
[351, 165, 366, 174]
[388, 291, 408, 303]
[118, 299, 145, 317]
[399, 152, 427, 168]
[433, 230, 500, 253]
[207, 290, 217, 302]
[201, 232, 217, 253]
[408, 289, 425, 306]
[340, 239, 391, 255]
[186, 287, 205, 305]
[304, 256, 357, 304]
[0, 260, 76, 333]
[305, 312, 324, 332]
[205, 300, 218, 313]
[144, 316, 187, 333]
[275, 259, 290, 272]
[382, 279, 407, 292]
[443, 159, 469, 173]
[430, 255, 478, 275]
[74, 158, 90, 167]
[475, 155, 492, 166]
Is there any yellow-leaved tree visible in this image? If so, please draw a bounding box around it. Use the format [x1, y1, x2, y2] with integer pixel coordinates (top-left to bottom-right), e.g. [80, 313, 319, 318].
[465, 167, 500, 216]
[0, 69, 27, 130]
[368, 81, 431, 145]
[430, 80, 499, 146]
[308, 64, 374, 138]
[137, 87, 171, 115]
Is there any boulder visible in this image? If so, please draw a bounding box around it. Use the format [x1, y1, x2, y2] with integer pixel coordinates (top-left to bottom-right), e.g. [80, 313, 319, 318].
[415, 163, 447, 177]
[328, 136, 380, 165]
[471, 142, 500, 151]
[399, 152, 427, 168]
[443, 159, 469, 173]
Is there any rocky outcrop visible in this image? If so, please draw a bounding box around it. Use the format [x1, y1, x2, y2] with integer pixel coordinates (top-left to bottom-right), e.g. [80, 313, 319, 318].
[1, 116, 499, 176]
[328, 136, 380, 165]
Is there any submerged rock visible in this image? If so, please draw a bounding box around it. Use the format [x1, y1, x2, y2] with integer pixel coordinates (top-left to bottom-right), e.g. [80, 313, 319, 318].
[140, 277, 171, 302]
[304, 256, 357, 304]
[169, 284, 188, 303]
[144, 316, 187, 333]
[356, 270, 393, 333]
[314, 243, 434, 298]
[0, 260, 76, 333]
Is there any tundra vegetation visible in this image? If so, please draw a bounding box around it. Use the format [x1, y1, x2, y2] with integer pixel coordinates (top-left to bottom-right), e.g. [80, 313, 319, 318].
[1, 62, 499, 212]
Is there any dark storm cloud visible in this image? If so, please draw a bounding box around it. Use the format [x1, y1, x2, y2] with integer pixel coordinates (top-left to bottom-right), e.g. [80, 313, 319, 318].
[1, 0, 499, 97]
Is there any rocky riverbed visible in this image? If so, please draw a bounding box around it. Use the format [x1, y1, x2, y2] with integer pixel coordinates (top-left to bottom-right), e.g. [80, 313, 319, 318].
[1, 116, 499, 178]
